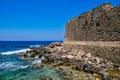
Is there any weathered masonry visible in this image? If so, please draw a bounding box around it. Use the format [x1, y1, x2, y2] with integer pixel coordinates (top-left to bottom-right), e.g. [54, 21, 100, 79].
[63, 2, 120, 65]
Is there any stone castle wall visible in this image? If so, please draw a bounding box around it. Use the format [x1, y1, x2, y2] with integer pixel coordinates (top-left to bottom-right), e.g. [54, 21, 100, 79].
[65, 2, 120, 41]
[63, 2, 120, 64]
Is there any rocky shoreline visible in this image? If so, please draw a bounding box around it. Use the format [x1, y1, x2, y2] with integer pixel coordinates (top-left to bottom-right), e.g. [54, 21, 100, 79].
[20, 42, 120, 80]
[20, 2, 120, 80]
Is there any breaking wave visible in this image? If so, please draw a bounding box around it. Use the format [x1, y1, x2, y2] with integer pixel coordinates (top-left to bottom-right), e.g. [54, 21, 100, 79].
[0, 61, 29, 71]
[29, 45, 41, 48]
[0, 48, 31, 55]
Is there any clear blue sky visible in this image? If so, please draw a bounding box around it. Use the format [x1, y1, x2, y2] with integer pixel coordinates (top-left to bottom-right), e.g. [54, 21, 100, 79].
[0, 0, 119, 41]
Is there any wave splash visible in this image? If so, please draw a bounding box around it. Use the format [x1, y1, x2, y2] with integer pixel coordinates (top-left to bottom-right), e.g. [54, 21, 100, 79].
[29, 45, 41, 48]
[0, 61, 29, 71]
[0, 48, 31, 55]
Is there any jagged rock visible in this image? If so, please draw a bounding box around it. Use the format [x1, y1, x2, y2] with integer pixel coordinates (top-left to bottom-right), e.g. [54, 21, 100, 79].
[48, 42, 62, 48]
[23, 54, 28, 58]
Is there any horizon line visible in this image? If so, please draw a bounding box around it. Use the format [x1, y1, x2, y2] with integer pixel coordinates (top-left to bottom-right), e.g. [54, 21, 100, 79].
[0, 40, 63, 41]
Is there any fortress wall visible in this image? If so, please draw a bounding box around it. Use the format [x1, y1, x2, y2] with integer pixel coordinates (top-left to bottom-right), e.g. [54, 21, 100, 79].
[63, 2, 120, 64]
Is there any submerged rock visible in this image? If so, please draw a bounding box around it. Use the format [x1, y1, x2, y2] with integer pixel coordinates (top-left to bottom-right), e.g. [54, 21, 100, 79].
[40, 76, 52, 80]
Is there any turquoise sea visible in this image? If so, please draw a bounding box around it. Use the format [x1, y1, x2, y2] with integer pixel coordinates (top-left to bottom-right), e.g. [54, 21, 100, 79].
[0, 41, 63, 80]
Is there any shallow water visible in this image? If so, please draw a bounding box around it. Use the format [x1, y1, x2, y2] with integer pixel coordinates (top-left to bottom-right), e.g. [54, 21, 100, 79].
[0, 41, 63, 80]
[0, 66, 64, 80]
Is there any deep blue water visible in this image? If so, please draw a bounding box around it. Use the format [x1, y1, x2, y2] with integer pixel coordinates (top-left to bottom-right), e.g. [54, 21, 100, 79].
[0, 41, 63, 80]
[0, 41, 55, 52]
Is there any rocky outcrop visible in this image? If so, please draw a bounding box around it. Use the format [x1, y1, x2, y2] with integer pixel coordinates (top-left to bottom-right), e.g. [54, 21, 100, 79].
[21, 41, 120, 80]
[64, 2, 120, 64]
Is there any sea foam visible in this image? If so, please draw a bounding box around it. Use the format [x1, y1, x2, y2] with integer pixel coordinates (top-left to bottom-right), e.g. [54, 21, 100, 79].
[0, 48, 31, 55]
[0, 61, 29, 71]
[29, 45, 41, 48]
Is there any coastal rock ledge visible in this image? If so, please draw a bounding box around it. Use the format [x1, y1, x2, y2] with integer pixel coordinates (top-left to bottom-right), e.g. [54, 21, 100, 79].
[63, 2, 120, 65]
